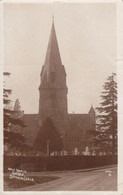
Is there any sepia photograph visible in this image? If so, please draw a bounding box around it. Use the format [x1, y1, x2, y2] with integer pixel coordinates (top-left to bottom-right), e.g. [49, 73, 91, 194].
[2, 0, 118, 192]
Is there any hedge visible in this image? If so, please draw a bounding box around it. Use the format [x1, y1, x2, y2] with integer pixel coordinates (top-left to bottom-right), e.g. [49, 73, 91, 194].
[4, 155, 117, 172]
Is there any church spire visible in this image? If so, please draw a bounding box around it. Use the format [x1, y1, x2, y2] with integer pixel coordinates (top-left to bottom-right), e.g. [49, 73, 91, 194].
[89, 104, 95, 114]
[43, 20, 62, 74]
[88, 105, 95, 126]
[40, 19, 67, 88]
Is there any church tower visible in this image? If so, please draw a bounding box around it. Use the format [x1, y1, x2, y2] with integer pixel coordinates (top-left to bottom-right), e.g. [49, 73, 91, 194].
[39, 20, 68, 134]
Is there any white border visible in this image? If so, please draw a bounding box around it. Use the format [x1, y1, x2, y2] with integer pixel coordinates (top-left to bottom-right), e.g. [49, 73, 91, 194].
[1, 0, 123, 194]
[1, 0, 117, 3]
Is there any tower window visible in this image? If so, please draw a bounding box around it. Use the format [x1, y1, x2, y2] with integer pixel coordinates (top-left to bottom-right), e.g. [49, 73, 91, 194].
[51, 72, 56, 83]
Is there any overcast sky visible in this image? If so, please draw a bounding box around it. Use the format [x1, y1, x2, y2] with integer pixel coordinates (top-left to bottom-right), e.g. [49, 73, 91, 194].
[4, 2, 116, 114]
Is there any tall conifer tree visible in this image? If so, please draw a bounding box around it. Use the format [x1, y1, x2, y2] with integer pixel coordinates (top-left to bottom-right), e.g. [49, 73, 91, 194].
[3, 72, 25, 152]
[96, 73, 117, 154]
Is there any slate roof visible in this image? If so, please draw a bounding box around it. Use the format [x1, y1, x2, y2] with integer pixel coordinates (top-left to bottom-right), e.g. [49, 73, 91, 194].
[22, 113, 95, 146]
[68, 114, 94, 132]
[23, 114, 38, 127]
[23, 113, 94, 133]
[44, 21, 62, 70]
[22, 114, 39, 145]
[40, 22, 67, 89]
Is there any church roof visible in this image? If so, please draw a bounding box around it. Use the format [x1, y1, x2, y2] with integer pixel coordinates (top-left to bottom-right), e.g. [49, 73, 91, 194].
[68, 114, 94, 132]
[22, 114, 39, 145]
[44, 21, 62, 71]
[88, 105, 95, 114]
[23, 114, 38, 128]
[40, 21, 67, 88]
[23, 113, 94, 133]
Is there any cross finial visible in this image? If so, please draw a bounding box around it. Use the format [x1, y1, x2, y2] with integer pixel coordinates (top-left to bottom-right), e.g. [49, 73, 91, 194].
[52, 13, 54, 23]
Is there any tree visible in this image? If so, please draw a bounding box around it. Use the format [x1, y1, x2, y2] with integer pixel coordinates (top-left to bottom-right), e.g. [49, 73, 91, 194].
[96, 73, 117, 155]
[14, 99, 21, 111]
[33, 118, 63, 155]
[12, 99, 24, 132]
[3, 72, 25, 152]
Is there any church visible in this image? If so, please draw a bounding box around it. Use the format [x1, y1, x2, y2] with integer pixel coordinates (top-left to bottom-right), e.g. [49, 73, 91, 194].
[22, 20, 96, 154]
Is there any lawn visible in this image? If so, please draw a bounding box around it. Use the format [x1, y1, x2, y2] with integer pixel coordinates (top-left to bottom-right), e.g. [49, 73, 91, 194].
[4, 175, 60, 191]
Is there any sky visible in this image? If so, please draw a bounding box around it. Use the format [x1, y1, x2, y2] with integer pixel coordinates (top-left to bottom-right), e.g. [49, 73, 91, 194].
[3, 2, 116, 114]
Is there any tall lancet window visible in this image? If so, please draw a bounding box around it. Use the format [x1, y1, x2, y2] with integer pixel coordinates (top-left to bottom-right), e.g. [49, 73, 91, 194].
[51, 72, 56, 83]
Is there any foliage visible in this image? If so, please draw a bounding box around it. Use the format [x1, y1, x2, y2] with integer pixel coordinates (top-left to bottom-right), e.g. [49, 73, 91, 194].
[4, 131, 25, 148]
[4, 155, 117, 173]
[3, 73, 25, 150]
[96, 73, 117, 154]
[33, 118, 63, 154]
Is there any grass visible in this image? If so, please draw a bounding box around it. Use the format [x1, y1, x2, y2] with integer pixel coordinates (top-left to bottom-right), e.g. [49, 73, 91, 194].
[4, 175, 60, 191]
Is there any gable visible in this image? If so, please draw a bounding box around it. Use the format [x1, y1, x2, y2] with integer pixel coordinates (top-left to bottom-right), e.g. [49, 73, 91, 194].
[68, 114, 94, 132]
[22, 114, 39, 145]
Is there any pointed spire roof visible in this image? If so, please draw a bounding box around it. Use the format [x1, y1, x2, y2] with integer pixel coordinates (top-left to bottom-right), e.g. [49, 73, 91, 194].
[44, 21, 62, 73]
[89, 104, 95, 113]
[40, 20, 67, 89]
